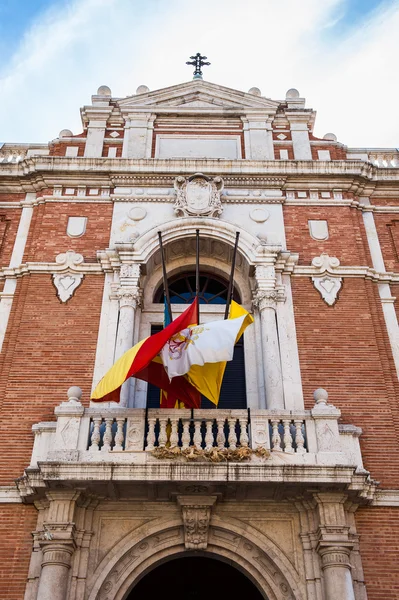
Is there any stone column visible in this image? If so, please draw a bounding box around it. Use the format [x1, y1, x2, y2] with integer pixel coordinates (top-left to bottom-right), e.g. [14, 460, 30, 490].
[35, 491, 80, 600]
[255, 290, 284, 409]
[319, 546, 355, 600]
[115, 263, 142, 406]
[36, 542, 75, 600]
[253, 263, 284, 409]
[315, 493, 356, 600]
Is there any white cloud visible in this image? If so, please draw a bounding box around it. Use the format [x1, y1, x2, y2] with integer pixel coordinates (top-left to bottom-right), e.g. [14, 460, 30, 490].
[0, 0, 398, 147]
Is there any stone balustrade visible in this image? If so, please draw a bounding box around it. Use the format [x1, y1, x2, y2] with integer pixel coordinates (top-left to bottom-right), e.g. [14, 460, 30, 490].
[369, 151, 399, 168]
[27, 387, 364, 470]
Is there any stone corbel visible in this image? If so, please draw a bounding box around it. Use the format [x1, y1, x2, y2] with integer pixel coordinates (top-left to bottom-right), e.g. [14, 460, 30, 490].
[52, 251, 85, 303]
[177, 495, 217, 550]
[311, 254, 342, 306]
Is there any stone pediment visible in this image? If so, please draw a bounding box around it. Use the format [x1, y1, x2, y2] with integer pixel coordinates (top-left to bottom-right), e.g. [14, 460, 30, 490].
[117, 80, 280, 113]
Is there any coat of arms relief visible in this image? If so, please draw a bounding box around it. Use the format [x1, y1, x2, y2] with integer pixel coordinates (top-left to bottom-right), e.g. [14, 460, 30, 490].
[174, 173, 224, 218]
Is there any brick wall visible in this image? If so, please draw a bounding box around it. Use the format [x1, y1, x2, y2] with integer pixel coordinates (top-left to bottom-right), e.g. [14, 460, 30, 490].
[356, 507, 399, 600]
[23, 201, 113, 263]
[292, 275, 399, 486]
[0, 274, 103, 485]
[0, 504, 36, 600]
[283, 205, 369, 266]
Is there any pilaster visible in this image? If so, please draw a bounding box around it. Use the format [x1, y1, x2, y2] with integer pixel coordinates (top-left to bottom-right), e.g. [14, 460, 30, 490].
[122, 113, 155, 158]
[242, 115, 274, 159]
[83, 106, 113, 158]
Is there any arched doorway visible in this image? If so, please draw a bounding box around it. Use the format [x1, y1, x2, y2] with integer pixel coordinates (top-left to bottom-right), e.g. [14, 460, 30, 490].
[125, 555, 265, 600]
[147, 271, 247, 409]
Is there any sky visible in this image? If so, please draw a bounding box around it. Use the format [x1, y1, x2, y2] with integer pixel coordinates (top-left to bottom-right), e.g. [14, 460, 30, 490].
[0, 0, 398, 147]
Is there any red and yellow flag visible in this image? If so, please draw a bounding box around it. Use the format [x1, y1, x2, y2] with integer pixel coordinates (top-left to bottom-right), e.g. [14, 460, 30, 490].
[91, 299, 200, 407]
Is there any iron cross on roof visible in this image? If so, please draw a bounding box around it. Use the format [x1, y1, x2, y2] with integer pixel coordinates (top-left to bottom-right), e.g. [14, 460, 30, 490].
[186, 53, 211, 80]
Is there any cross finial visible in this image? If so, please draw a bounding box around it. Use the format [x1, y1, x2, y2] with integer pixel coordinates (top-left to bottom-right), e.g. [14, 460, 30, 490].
[186, 53, 211, 80]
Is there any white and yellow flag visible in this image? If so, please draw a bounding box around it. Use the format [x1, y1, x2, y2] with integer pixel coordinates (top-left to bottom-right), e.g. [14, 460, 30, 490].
[160, 301, 254, 405]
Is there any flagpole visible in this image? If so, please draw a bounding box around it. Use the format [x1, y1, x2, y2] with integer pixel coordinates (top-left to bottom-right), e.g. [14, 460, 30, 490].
[195, 229, 200, 324]
[224, 231, 240, 319]
[158, 231, 172, 323]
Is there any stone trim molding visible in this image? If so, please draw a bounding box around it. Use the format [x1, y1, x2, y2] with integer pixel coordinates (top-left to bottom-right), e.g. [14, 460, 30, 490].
[0, 252, 103, 281]
[372, 489, 399, 506]
[0, 485, 22, 503]
[293, 252, 399, 285]
[7, 485, 399, 506]
[2, 156, 399, 198]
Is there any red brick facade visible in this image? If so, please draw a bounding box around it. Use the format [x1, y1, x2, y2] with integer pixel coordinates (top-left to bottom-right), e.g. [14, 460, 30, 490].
[0, 79, 398, 600]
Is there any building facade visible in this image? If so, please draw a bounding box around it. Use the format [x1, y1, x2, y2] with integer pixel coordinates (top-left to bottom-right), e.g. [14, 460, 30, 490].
[0, 78, 399, 600]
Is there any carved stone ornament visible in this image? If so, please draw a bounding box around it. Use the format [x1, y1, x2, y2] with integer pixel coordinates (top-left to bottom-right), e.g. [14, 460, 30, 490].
[177, 495, 217, 550]
[174, 173, 224, 217]
[312, 276, 342, 306]
[53, 251, 84, 303]
[66, 216, 87, 238]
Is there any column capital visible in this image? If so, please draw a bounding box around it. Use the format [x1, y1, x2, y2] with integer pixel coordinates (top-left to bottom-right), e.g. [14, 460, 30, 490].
[253, 289, 279, 311]
[116, 287, 142, 309]
[319, 545, 352, 570]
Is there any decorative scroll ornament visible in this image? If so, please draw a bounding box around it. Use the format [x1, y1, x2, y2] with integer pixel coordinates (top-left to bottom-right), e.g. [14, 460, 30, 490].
[174, 173, 224, 217]
[177, 495, 217, 550]
[53, 251, 84, 303]
[311, 254, 342, 306]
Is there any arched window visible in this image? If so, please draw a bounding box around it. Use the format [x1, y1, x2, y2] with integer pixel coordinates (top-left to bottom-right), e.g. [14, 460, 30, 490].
[153, 272, 241, 305]
[148, 272, 246, 409]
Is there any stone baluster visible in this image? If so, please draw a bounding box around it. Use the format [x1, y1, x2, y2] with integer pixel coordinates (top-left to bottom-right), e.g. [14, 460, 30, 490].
[193, 420, 202, 449]
[283, 419, 293, 453]
[158, 417, 168, 448]
[90, 417, 102, 450]
[182, 420, 191, 449]
[169, 416, 179, 447]
[146, 417, 156, 451]
[253, 266, 285, 410]
[228, 418, 237, 450]
[113, 417, 125, 451]
[294, 419, 306, 454]
[216, 418, 226, 449]
[238, 415, 249, 447]
[270, 419, 281, 451]
[205, 420, 214, 450]
[101, 418, 113, 452]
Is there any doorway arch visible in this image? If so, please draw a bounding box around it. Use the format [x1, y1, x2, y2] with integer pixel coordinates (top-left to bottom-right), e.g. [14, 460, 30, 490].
[88, 517, 304, 600]
[125, 555, 265, 600]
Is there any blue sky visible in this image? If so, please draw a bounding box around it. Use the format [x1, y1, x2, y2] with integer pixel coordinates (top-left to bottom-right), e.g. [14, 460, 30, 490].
[0, 0, 398, 146]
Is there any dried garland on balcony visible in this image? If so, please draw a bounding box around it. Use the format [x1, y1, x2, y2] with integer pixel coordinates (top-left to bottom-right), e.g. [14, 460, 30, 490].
[151, 446, 270, 462]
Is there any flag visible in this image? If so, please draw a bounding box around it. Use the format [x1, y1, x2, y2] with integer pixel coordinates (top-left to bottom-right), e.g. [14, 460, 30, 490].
[91, 298, 201, 406]
[161, 301, 253, 405]
[160, 297, 185, 408]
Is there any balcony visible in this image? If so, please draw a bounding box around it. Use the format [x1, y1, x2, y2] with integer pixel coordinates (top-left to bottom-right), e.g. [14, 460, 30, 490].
[15, 386, 373, 502]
